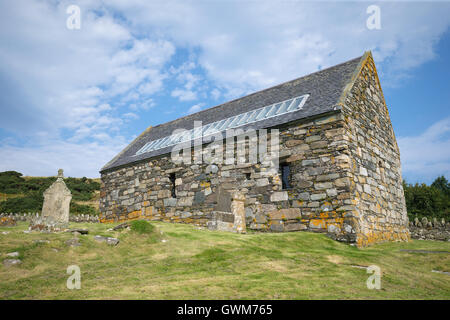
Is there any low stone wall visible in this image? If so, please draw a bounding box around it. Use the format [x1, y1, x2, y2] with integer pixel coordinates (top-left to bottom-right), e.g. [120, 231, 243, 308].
[69, 214, 100, 223]
[0, 213, 100, 223]
[409, 217, 450, 241]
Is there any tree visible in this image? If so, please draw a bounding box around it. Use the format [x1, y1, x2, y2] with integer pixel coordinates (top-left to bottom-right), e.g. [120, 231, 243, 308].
[431, 175, 450, 196]
[403, 176, 450, 220]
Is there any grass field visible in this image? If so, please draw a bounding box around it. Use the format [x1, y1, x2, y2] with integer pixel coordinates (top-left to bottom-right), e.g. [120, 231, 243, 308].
[0, 221, 449, 299]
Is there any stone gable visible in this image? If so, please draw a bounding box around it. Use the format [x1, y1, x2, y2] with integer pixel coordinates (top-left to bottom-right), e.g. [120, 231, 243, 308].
[340, 53, 410, 246]
[99, 52, 410, 247]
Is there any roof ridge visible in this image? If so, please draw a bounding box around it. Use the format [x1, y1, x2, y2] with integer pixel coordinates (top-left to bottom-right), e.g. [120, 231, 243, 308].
[148, 55, 364, 130]
[101, 53, 365, 172]
[336, 51, 370, 107]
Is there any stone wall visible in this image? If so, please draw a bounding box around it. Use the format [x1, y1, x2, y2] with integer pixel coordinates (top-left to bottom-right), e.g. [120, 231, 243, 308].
[266, 112, 355, 238]
[100, 111, 357, 239]
[0, 213, 99, 223]
[340, 53, 410, 246]
[409, 217, 450, 241]
[99, 53, 410, 247]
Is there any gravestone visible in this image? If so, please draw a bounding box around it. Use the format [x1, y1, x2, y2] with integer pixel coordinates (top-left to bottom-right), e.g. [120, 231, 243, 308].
[29, 169, 72, 232]
[42, 169, 72, 225]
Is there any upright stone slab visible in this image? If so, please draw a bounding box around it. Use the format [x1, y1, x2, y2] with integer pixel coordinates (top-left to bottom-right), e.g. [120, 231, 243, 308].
[206, 211, 235, 232]
[42, 169, 72, 225]
[216, 187, 232, 212]
[231, 192, 246, 234]
[207, 192, 246, 234]
[31, 169, 72, 231]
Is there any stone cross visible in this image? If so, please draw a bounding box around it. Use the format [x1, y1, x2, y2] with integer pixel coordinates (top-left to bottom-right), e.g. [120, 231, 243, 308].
[40, 169, 72, 228]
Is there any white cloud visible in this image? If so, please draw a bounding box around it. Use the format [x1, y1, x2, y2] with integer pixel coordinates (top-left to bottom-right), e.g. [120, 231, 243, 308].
[169, 61, 204, 102]
[104, 0, 450, 94]
[0, 137, 128, 178]
[1, 0, 450, 177]
[129, 99, 156, 111]
[0, 0, 174, 138]
[0, 0, 177, 177]
[211, 88, 221, 100]
[171, 88, 198, 101]
[398, 117, 450, 183]
[187, 103, 204, 115]
[123, 112, 139, 120]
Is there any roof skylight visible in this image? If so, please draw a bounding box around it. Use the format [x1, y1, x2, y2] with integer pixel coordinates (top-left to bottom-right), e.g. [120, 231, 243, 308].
[135, 94, 309, 156]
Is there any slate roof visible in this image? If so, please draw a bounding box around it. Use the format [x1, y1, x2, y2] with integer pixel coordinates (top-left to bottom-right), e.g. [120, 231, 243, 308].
[101, 54, 364, 173]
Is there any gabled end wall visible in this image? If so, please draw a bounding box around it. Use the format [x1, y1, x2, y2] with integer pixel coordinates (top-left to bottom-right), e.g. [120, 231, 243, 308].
[340, 52, 410, 247]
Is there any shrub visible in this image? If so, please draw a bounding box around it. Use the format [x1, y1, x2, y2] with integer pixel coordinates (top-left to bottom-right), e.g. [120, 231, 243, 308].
[0, 171, 25, 194]
[130, 220, 155, 234]
[0, 171, 100, 201]
[0, 192, 43, 213]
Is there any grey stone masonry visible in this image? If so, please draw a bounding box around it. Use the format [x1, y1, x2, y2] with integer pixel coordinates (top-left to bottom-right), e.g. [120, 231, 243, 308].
[99, 52, 410, 247]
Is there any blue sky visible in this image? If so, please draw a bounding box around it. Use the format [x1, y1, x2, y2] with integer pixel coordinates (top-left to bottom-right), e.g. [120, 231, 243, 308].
[384, 29, 450, 184]
[0, 0, 449, 183]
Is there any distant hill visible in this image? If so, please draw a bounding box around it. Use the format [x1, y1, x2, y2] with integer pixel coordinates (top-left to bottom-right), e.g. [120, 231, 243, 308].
[0, 171, 100, 215]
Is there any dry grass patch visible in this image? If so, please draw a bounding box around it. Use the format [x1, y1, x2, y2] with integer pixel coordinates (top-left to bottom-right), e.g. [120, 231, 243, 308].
[326, 255, 346, 265]
[259, 260, 291, 273]
[0, 220, 449, 299]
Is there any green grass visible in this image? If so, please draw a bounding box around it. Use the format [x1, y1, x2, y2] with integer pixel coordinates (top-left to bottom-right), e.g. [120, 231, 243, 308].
[0, 221, 449, 299]
[130, 220, 155, 234]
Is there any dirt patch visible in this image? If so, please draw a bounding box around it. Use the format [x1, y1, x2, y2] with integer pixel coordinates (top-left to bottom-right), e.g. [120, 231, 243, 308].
[151, 253, 169, 260]
[326, 255, 345, 265]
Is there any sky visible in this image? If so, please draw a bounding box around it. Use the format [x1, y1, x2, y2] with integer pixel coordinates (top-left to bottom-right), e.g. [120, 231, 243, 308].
[0, 0, 449, 184]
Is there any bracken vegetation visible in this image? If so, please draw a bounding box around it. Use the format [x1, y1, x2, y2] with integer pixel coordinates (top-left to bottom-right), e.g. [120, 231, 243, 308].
[0, 171, 100, 215]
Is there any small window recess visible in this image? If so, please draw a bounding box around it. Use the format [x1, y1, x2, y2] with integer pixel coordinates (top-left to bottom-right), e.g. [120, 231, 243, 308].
[169, 173, 176, 198]
[280, 162, 292, 190]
